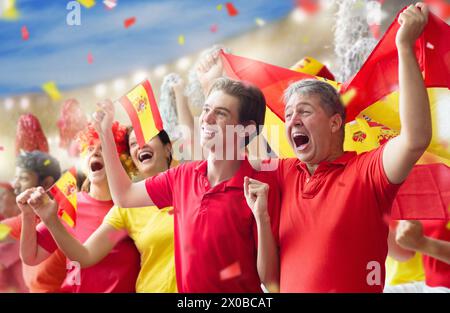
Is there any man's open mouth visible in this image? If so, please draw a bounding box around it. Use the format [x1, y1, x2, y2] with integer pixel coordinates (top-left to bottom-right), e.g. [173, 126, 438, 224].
[292, 133, 310, 150]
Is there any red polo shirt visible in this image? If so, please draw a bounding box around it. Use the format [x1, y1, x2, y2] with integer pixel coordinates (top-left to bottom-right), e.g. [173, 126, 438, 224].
[277, 145, 402, 292]
[421, 220, 450, 288]
[36, 192, 140, 293]
[145, 157, 280, 293]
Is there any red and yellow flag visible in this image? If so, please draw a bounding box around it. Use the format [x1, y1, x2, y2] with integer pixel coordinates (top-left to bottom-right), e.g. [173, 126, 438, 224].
[119, 80, 164, 148]
[48, 168, 77, 227]
[220, 10, 450, 220]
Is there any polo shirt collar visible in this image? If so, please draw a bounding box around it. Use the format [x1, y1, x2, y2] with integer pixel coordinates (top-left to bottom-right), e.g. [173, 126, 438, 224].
[296, 151, 357, 174]
[194, 157, 254, 190]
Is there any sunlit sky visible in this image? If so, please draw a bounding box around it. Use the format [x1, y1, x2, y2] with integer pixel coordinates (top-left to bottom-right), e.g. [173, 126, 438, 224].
[0, 0, 294, 96]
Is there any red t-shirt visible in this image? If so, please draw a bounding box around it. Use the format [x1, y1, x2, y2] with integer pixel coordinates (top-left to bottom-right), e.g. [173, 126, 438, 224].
[36, 192, 140, 293]
[277, 145, 402, 292]
[421, 220, 450, 288]
[145, 158, 280, 293]
[1, 215, 67, 293]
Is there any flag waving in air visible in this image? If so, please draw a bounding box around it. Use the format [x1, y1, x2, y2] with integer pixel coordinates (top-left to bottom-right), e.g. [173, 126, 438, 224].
[119, 80, 164, 148]
[48, 168, 77, 227]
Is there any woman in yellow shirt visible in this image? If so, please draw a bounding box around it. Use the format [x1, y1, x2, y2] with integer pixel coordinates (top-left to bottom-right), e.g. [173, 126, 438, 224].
[28, 128, 177, 293]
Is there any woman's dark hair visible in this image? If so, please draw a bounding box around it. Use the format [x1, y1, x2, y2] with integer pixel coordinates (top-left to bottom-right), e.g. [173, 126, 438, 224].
[125, 127, 173, 168]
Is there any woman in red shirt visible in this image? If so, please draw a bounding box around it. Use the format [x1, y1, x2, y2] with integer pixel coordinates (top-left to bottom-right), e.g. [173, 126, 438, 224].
[17, 122, 141, 293]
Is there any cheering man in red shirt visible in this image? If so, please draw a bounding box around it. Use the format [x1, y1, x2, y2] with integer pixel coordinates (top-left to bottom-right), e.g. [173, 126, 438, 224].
[248, 3, 432, 292]
[92, 77, 281, 293]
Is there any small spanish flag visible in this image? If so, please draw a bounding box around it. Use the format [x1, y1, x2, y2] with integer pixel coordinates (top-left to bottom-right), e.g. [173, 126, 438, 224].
[119, 80, 164, 148]
[48, 168, 77, 228]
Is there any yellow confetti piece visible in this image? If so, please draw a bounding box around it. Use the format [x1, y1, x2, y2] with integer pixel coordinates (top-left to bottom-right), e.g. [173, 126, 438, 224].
[77, 0, 96, 9]
[44, 159, 51, 166]
[353, 0, 365, 10]
[178, 35, 185, 46]
[255, 17, 265, 27]
[446, 221, 450, 230]
[301, 36, 309, 44]
[216, 4, 223, 11]
[0, 223, 11, 241]
[1, 0, 19, 21]
[42, 81, 62, 101]
[341, 88, 357, 107]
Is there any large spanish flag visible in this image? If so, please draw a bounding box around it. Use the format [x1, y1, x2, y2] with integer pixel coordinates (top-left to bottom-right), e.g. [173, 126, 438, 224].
[48, 168, 77, 228]
[119, 80, 164, 148]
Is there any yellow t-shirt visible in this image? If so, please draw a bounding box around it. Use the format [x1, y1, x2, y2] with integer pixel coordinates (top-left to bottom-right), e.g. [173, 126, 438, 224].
[385, 253, 425, 286]
[104, 206, 177, 293]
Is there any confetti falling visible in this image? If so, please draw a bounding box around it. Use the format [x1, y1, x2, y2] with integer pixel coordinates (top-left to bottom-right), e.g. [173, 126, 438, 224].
[341, 88, 357, 107]
[219, 261, 241, 280]
[225, 2, 238, 16]
[369, 24, 381, 40]
[255, 17, 265, 27]
[21, 25, 29, 40]
[426, 42, 435, 50]
[178, 34, 185, 45]
[210, 24, 218, 33]
[216, 4, 223, 11]
[296, 0, 320, 15]
[0, 0, 19, 20]
[301, 35, 309, 44]
[44, 159, 51, 166]
[103, 0, 116, 10]
[77, 0, 96, 9]
[0, 223, 11, 241]
[124, 17, 136, 28]
[87, 52, 94, 64]
[0, 146, 4, 151]
[42, 81, 62, 101]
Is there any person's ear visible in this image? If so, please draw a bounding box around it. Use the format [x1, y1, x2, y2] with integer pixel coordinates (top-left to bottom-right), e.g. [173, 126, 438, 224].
[41, 176, 55, 190]
[330, 113, 343, 134]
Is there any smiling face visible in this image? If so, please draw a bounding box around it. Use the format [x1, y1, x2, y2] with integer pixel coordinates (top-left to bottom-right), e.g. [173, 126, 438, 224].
[285, 92, 343, 165]
[199, 90, 242, 154]
[84, 143, 107, 185]
[128, 130, 170, 177]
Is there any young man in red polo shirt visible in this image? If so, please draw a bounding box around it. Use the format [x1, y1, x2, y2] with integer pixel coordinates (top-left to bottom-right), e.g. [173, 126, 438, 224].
[249, 3, 432, 292]
[92, 77, 280, 293]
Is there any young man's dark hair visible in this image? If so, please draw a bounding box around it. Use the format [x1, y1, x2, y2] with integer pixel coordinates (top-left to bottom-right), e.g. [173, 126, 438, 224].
[207, 77, 267, 144]
[16, 151, 61, 184]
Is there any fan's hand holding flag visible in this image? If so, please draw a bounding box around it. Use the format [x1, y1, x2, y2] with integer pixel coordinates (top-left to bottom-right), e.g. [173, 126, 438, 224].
[382, 3, 432, 185]
[92, 83, 162, 209]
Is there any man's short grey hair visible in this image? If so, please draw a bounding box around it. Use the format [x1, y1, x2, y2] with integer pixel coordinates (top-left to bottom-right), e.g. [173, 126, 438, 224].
[283, 79, 346, 127]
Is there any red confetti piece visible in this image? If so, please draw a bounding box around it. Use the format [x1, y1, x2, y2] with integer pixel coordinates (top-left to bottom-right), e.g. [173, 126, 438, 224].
[369, 24, 381, 40]
[220, 261, 241, 280]
[296, 0, 320, 15]
[124, 17, 136, 28]
[21, 26, 29, 41]
[210, 24, 218, 33]
[0, 146, 4, 151]
[225, 2, 239, 16]
[87, 52, 94, 64]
